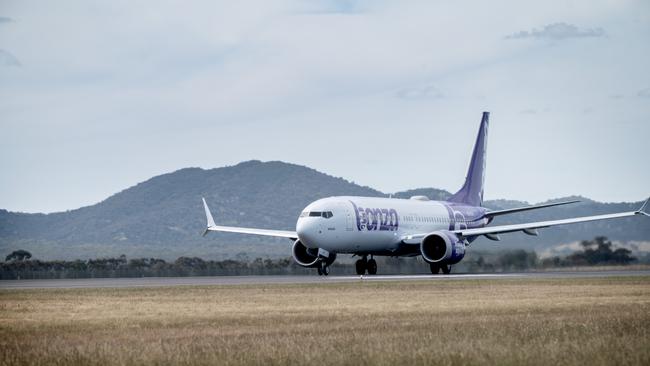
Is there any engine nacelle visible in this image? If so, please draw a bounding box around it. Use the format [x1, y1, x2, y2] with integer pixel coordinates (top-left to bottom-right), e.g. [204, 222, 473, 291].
[420, 231, 466, 265]
[292, 240, 320, 267]
[292, 240, 337, 268]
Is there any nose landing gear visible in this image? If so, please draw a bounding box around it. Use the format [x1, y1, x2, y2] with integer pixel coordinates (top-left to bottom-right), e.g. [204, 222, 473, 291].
[367, 258, 377, 275]
[317, 262, 330, 276]
[355, 256, 377, 275]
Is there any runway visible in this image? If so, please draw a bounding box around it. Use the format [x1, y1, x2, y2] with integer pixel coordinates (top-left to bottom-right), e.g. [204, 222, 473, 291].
[1, 270, 649, 289]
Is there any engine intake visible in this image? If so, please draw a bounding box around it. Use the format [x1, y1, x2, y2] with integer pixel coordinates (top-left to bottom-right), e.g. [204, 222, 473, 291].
[420, 231, 466, 264]
[292, 240, 320, 268]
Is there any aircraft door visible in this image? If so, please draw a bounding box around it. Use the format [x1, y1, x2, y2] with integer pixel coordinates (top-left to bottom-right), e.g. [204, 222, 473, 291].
[346, 209, 353, 231]
[339, 203, 354, 231]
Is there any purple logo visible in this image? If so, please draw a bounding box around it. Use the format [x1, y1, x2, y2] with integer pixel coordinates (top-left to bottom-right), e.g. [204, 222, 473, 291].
[350, 201, 399, 231]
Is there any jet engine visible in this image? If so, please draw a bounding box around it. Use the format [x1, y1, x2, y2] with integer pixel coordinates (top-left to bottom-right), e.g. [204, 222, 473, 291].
[420, 231, 466, 264]
[291, 240, 337, 268]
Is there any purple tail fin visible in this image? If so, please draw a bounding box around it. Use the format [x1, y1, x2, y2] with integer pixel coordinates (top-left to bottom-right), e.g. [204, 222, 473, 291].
[449, 112, 489, 207]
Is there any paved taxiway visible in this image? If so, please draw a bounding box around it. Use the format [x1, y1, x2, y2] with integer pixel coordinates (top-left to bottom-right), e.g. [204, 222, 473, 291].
[1, 270, 648, 289]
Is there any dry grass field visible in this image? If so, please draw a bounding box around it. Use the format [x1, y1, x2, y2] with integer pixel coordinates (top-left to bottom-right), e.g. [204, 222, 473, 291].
[1, 277, 649, 366]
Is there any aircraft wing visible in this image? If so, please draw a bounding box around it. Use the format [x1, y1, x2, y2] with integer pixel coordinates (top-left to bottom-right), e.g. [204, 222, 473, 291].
[204, 225, 297, 239]
[455, 210, 643, 238]
[402, 198, 649, 242]
[202, 198, 297, 240]
[483, 199, 580, 218]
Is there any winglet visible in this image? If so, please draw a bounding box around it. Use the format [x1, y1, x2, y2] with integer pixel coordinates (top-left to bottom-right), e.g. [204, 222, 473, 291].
[202, 198, 217, 236]
[637, 197, 650, 217]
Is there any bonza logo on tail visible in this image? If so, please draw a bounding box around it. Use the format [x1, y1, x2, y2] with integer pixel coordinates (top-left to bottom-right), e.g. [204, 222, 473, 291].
[202, 112, 649, 276]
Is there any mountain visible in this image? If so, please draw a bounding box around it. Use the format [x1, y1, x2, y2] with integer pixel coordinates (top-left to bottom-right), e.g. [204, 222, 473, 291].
[0, 161, 382, 260]
[0, 160, 648, 260]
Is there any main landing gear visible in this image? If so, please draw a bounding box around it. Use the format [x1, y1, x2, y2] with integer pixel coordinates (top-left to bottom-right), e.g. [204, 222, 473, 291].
[355, 256, 377, 275]
[430, 263, 452, 275]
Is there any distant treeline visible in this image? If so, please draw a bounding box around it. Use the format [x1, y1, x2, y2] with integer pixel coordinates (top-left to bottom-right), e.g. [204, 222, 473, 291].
[0, 256, 316, 280]
[466, 236, 637, 272]
[0, 237, 638, 280]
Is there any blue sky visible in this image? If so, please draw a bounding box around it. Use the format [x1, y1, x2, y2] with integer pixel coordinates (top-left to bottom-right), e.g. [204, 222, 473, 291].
[1, 0, 649, 213]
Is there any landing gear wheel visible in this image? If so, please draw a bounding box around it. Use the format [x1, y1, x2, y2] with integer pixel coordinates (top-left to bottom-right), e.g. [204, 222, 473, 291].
[441, 265, 451, 274]
[367, 259, 377, 275]
[321, 266, 330, 276]
[355, 259, 366, 275]
[430, 263, 440, 274]
[317, 267, 323, 276]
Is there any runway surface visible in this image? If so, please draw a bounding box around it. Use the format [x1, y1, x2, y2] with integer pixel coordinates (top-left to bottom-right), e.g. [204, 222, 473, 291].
[1, 270, 649, 289]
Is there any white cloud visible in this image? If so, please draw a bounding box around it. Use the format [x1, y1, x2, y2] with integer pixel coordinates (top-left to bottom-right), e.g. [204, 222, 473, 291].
[638, 87, 650, 98]
[295, 0, 370, 14]
[506, 22, 605, 40]
[396, 84, 444, 100]
[0, 49, 20, 66]
[0, 0, 649, 212]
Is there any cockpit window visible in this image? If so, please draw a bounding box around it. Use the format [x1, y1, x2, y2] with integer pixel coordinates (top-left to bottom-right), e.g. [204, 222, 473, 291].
[301, 211, 334, 218]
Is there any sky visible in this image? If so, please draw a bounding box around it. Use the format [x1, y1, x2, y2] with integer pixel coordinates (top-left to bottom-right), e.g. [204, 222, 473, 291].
[1, 0, 649, 213]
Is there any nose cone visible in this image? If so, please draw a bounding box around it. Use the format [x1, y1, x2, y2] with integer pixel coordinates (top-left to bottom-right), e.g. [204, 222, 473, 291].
[296, 218, 319, 248]
[297, 198, 335, 248]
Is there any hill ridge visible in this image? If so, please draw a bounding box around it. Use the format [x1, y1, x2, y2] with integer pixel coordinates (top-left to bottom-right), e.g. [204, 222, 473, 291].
[0, 160, 647, 260]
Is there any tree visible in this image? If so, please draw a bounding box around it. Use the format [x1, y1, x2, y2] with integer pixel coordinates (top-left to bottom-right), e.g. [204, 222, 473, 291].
[567, 236, 636, 265]
[174, 256, 206, 269]
[5, 249, 32, 262]
[497, 250, 538, 271]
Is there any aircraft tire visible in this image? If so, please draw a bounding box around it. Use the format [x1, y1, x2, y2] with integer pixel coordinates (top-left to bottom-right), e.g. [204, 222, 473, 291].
[355, 259, 366, 275]
[317, 267, 323, 276]
[430, 263, 440, 274]
[441, 264, 451, 274]
[367, 259, 377, 275]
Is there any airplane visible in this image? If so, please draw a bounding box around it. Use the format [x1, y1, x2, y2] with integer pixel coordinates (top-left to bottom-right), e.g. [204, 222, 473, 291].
[201, 112, 649, 276]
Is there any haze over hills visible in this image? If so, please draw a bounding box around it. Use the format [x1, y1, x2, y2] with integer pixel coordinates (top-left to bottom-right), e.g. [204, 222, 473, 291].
[0, 160, 648, 260]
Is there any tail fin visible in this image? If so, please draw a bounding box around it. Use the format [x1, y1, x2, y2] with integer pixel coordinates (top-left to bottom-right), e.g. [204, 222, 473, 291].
[449, 112, 489, 207]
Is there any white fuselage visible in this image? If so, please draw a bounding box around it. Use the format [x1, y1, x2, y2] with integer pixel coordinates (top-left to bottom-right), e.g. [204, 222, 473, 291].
[295, 196, 488, 254]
